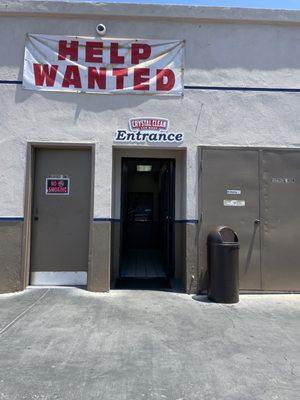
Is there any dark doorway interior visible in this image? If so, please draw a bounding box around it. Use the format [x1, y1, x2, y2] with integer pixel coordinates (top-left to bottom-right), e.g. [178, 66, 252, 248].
[117, 158, 175, 288]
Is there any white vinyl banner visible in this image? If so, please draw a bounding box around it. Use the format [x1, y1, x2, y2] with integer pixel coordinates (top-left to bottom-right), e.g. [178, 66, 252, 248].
[23, 34, 184, 96]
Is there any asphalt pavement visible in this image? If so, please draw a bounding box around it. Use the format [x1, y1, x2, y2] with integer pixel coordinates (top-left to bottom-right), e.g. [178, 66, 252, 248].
[0, 287, 299, 400]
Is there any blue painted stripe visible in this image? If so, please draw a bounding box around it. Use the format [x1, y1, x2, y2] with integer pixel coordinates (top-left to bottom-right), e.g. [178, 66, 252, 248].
[0, 80, 300, 93]
[93, 217, 121, 222]
[93, 218, 198, 224]
[184, 85, 300, 93]
[0, 217, 24, 221]
[0, 80, 22, 84]
[175, 219, 199, 224]
[0, 216, 197, 223]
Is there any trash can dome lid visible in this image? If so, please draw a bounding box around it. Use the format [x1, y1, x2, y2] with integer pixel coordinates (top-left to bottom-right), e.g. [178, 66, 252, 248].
[207, 226, 238, 243]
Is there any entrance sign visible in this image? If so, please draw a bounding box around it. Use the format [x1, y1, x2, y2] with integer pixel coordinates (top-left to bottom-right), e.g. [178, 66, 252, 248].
[23, 34, 184, 96]
[45, 177, 70, 195]
[114, 118, 184, 143]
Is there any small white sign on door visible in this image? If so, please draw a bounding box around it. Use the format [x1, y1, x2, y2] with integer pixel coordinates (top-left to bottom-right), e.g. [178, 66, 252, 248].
[272, 177, 295, 184]
[226, 189, 241, 195]
[223, 199, 245, 207]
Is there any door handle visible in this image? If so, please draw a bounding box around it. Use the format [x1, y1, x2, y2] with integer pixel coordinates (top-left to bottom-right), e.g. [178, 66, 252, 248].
[34, 207, 39, 221]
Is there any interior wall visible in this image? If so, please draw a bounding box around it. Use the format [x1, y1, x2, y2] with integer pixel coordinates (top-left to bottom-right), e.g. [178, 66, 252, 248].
[125, 172, 160, 221]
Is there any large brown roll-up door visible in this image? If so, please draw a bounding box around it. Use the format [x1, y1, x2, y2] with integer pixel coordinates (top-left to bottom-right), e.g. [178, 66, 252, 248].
[201, 149, 261, 290]
[201, 148, 300, 291]
[261, 150, 300, 290]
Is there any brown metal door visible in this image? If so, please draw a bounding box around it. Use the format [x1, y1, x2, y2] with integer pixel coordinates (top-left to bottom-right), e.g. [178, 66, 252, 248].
[261, 150, 300, 290]
[201, 149, 261, 290]
[30, 148, 91, 284]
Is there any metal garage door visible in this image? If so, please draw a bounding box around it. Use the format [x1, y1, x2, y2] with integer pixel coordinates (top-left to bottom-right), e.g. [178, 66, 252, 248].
[201, 148, 300, 291]
[201, 149, 261, 290]
[261, 150, 300, 290]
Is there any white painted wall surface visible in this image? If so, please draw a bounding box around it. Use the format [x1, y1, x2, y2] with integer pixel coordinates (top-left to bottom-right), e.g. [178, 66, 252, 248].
[0, 1, 300, 219]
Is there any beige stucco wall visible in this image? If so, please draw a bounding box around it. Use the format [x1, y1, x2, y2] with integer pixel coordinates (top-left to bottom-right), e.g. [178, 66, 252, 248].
[0, 222, 23, 293]
[0, 2, 300, 222]
[1, 2, 300, 87]
[0, 1, 300, 291]
[0, 1, 300, 293]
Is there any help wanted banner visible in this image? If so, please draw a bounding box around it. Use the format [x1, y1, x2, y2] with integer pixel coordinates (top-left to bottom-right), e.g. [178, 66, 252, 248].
[23, 34, 184, 96]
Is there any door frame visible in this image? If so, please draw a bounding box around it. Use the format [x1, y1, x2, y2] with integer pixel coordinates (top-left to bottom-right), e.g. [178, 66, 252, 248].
[198, 145, 300, 293]
[22, 142, 95, 289]
[119, 157, 176, 278]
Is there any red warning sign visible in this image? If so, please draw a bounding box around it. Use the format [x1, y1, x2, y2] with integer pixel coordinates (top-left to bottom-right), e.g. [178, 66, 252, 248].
[46, 178, 70, 195]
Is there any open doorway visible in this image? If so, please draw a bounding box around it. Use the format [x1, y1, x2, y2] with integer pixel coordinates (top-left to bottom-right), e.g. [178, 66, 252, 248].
[117, 158, 175, 288]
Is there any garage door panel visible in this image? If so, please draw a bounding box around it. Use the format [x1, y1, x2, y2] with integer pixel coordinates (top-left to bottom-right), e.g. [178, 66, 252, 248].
[201, 149, 261, 290]
[262, 150, 300, 290]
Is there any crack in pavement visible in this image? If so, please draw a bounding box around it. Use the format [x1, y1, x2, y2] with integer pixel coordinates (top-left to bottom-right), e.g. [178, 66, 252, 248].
[0, 289, 50, 337]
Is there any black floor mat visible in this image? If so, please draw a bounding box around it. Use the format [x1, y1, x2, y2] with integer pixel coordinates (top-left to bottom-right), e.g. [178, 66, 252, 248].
[115, 278, 171, 290]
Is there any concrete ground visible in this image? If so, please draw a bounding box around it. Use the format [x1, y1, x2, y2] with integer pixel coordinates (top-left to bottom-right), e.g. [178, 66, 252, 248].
[0, 288, 299, 400]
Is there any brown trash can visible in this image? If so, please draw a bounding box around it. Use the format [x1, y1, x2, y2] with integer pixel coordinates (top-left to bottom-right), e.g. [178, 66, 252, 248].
[207, 226, 239, 304]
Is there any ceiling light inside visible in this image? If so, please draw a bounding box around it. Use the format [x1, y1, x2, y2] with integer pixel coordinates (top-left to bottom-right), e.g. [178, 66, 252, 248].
[136, 165, 152, 172]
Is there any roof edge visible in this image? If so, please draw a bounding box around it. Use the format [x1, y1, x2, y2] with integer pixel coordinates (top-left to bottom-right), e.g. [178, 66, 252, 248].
[1, 1, 300, 25]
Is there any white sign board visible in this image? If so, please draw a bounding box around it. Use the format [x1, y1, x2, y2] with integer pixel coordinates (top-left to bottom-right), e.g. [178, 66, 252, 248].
[272, 177, 296, 184]
[114, 118, 184, 143]
[23, 34, 184, 96]
[223, 199, 246, 207]
[227, 189, 241, 195]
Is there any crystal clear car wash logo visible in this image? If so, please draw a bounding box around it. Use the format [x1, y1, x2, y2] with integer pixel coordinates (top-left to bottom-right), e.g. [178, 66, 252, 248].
[114, 118, 184, 143]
